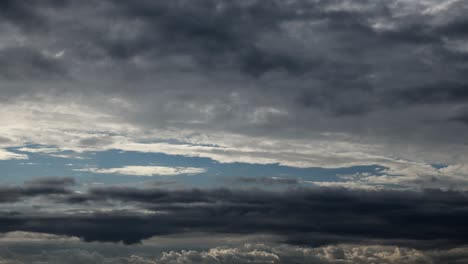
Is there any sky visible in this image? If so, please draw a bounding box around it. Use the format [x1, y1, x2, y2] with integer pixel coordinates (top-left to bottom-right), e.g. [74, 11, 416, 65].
[1, 0, 468, 263]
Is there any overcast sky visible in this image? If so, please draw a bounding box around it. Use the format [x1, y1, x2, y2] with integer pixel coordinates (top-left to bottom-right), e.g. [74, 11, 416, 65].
[1, 0, 468, 263]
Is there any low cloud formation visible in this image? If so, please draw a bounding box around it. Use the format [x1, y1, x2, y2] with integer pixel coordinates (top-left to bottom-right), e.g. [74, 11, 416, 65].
[0, 242, 467, 263]
[24, 177, 76, 187]
[0, 177, 75, 203]
[0, 184, 467, 248]
[155, 244, 432, 264]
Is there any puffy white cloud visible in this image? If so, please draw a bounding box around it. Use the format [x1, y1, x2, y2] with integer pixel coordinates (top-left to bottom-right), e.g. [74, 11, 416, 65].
[159, 247, 280, 264]
[1, 240, 468, 264]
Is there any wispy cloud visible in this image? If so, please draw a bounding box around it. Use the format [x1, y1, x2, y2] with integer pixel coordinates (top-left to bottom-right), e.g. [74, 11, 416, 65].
[76, 166, 206, 176]
[0, 149, 27, 160]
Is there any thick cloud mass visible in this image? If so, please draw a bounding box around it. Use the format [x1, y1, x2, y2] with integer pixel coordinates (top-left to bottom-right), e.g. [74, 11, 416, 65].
[3, 242, 468, 264]
[1, 183, 468, 248]
[0, 0, 467, 159]
[0, 177, 74, 203]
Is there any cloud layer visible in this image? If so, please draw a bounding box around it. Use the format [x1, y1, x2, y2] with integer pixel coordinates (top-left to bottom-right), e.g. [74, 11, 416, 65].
[0, 240, 468, 263]
[1, 179, 467, 248]
[77, 166, 206, 176]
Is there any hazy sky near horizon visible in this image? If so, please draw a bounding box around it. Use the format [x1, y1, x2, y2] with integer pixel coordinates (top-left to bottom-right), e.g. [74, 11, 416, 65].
[1, 0, 468, 263]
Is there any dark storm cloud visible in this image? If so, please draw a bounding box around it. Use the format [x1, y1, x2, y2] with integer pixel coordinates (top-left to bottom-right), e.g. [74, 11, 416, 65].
[390, 81, 468, 105]
[437, 17, 468, 38]
[0, 1, 460, 81]
[1, 186, 468, 248]
[0, 177, 75, 203]
[85, 0, 459, 81]
[0, 0, 46, 30]
[24, 177, 75, 188]
[0, 46, 66, 81]
[448, 106, 468, 126]
[0, 0, 467, 125]
[86, 0, 324, 77]
[451, 115, 468, 126]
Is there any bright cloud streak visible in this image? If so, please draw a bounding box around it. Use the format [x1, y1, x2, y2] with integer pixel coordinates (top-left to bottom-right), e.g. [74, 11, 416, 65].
[0, 149, 27, 160]
[77, 166, 206, 176]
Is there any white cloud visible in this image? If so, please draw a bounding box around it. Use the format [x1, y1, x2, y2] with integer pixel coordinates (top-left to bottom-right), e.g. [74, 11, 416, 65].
[0, 231, 79, 243]
[422, 0, 462, 14]
[306, 180, 382, 190]
[77, 166, 206, 176]
[1, 98, 468, 189]
[111, 138, 408, 169]
[0, 149, 27, 160]
[159, 247, 279, 264]
[148, 243, 433, 264]
[17, 147, 61, 153]
[0, 99, 423, 170]
[306, 161, 468, 191]
[1, 239, 468, 263]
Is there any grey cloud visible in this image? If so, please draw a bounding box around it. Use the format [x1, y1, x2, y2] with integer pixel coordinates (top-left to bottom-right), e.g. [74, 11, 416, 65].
[0, 46, 66, 81]
[449, 108, 468, 126]
[0, 0, 466, 135]
[1, 238, 468, 263]
[150, 181, 178, 187]
[0, 1, 467, 192]
[235, 177, 299, 185]
[0, 186, 467, 248]
[24, 177, 76, 187]
[0, 136, 13, 144]
[0, 0, 46, 30]
[153, 244, 434, 264]
[389, 81, 468, 105]
[1, 0, 465, 101]
[78, 136, 114, 148]
[452, 116, 468, 126]
[0, 177, 75, 203]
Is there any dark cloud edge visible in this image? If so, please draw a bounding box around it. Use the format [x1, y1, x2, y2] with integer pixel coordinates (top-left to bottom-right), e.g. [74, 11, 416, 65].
[1, 178, 468, 249]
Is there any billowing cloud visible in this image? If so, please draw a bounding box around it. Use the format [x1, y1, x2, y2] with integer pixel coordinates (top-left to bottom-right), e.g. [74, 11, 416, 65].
[0, 241, 467, 263]
[0, 184, 467, 248]
[155, 244, 433, 264]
